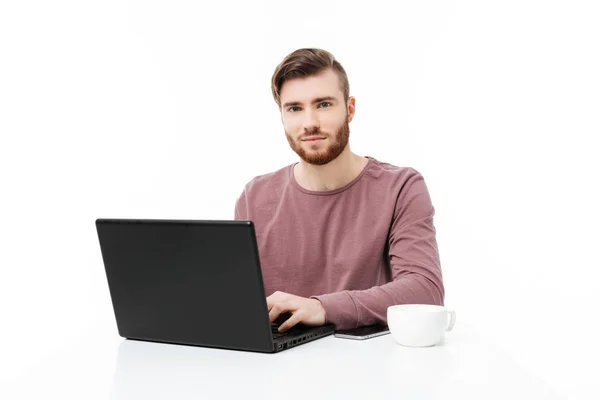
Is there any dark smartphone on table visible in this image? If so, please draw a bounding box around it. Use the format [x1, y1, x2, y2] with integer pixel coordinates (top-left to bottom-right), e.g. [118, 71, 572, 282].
[334, 324, 390, 340]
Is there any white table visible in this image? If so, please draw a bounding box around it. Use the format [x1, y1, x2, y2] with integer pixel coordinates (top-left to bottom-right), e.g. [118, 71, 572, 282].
[0, 322, 563, 399]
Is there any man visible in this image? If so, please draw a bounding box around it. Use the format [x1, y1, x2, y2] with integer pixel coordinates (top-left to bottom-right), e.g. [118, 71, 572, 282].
[234, 48, 445, 333]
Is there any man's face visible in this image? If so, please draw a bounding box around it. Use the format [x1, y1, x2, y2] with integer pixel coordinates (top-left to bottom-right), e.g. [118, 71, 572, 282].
[279, 69, 354, 166]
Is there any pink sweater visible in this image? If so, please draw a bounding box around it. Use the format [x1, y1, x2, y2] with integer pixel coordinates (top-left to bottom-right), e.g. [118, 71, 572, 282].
[234, 156, 445, 330]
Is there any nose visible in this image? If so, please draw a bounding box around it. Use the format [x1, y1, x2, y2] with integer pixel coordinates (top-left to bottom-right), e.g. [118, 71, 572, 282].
[301, 109, 320, 133]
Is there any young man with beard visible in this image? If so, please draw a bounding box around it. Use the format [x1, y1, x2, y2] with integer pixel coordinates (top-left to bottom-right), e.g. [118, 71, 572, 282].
[234, 48, 445, 332]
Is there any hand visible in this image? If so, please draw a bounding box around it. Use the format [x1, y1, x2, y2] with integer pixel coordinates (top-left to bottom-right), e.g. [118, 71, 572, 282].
[266, 291, 326, 332]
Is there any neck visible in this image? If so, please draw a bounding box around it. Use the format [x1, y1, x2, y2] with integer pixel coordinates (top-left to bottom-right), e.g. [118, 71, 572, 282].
[294, 146, 368, 191]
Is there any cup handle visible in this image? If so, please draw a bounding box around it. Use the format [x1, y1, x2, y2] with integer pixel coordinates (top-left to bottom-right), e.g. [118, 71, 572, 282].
[446, 310, 456, 332]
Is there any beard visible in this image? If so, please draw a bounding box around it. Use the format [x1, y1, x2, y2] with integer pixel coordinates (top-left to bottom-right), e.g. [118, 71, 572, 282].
[285, 118, 350, 166]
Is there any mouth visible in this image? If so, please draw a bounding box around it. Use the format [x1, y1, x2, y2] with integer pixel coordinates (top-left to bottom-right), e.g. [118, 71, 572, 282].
[301, 137, 325, 142]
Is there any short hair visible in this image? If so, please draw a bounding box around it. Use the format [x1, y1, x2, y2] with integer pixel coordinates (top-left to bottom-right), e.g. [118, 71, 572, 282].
[271, 48, 350, 109]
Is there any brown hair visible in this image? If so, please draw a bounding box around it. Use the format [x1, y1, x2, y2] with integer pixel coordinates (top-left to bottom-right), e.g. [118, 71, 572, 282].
[271, 48, 350, 109]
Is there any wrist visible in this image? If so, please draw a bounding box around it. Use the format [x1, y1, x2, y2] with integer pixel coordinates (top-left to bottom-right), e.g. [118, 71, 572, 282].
[313, 298, 327, 323]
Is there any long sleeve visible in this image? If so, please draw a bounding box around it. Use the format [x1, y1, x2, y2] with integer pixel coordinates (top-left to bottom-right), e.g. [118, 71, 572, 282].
[234, 188, 248, 220]
[312, 171, 445, 330]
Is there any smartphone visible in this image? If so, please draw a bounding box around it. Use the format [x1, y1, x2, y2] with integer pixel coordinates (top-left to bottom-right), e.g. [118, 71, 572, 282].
[334, 324, 390, 340]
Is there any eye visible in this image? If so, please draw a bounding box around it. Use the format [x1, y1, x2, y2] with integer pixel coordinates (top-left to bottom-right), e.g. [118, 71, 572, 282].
[288, 106, 301, 112]
[319, 102, 332, 108]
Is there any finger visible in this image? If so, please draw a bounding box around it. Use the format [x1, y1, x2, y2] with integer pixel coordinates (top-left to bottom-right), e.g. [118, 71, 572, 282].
[266, 291, 284, 311]
[269, 304, 288, 323]
[278, 312, 302, 332]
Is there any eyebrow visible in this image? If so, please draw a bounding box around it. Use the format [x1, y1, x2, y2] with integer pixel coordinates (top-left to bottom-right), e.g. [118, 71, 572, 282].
[282, 96, 338, 109]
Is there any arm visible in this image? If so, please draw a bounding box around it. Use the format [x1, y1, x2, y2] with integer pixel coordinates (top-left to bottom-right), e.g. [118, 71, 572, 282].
[311, 170, 445, 330]
[234, 188, 247, 220]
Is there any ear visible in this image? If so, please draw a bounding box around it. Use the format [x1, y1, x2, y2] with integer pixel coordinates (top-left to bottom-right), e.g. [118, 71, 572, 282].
[346, 96, 356, 123]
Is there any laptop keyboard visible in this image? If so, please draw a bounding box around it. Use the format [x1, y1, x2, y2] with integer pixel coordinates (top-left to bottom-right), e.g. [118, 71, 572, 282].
[271, 324, 287, 339]
[271, 323, 306, 339]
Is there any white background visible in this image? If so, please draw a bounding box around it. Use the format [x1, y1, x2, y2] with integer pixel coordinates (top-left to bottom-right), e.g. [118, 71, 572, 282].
[1, 0, 599, 398]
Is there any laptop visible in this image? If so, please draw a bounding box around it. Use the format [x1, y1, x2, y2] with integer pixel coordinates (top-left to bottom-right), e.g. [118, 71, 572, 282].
[95, 218, 335, 353]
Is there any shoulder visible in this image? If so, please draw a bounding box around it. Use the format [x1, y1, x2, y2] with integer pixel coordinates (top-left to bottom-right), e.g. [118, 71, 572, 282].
[236, 163, 294, 205]
[241, 163, 293, 195]
[234, 164, 293, 219]
[363, 157, 433, 208]
[364, 157, 424, 187]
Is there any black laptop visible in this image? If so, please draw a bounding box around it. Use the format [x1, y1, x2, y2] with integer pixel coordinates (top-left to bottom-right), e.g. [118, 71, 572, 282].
[95, 218, 335, 353]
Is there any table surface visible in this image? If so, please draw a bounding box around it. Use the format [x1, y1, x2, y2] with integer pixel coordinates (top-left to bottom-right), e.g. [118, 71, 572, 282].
[0, 321, 564, 400]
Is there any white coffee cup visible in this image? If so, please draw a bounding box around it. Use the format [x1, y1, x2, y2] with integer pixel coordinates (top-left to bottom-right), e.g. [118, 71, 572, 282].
[387, 304, 456, 347]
